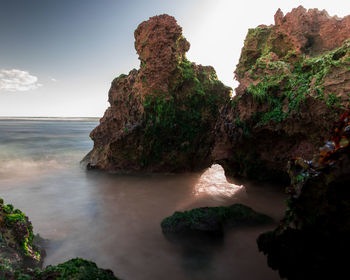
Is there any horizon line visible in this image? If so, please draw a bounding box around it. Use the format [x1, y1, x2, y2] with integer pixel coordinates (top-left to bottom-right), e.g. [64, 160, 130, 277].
[0, 116, 100, 119]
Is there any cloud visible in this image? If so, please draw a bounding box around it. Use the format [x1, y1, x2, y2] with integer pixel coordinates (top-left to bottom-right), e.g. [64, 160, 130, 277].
[49, 76, 57, 82]
[0, 69, 42, 92]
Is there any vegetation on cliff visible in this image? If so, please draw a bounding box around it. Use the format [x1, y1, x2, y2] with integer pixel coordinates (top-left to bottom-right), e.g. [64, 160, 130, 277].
[214, 7, 350, 182]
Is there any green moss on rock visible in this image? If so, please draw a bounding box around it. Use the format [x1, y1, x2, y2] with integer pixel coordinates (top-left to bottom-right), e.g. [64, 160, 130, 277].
[35, 258, 120, 280]
[161, 204, 272, 234]
[244, 40, 350, 127]
[0, 199, 40, 261]
[0, 198, 121, 280]
[140, 57, 231, 170]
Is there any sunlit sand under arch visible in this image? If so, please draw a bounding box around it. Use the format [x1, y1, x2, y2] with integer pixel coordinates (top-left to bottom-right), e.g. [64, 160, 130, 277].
[193, 164, 243, 198]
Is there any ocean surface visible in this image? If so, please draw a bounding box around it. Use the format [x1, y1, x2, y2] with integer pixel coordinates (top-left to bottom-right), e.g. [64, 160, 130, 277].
[0, 119, 286, 280]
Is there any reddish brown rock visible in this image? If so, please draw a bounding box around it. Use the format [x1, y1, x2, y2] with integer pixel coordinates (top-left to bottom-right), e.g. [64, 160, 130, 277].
[275, 6, 350, 55]
[215, 6, 350, 182]
[83, 14, 231, 172]
[134, 14, 190, 96]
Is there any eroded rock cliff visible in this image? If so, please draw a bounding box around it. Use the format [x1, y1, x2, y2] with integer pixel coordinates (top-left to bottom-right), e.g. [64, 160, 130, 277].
[84, 14, 231, 172]
[214, 6, 350, 182]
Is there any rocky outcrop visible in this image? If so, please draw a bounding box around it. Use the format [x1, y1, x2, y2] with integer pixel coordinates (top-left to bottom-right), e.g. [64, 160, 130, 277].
[257, 110, 350, 279]
[214, 6, 350, 181]
[83, 14, 231, 172]
[84, 8, 350, 183]
[35, 258, 119, 280]
[0, 198, 44, 278]
[273, 6, 350, 56]
[161, 204, 272, 235]
[0, 199, 120, 280]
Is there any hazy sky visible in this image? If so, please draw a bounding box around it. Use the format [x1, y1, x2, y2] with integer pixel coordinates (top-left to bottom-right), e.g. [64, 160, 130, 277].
[1, 0, 350, 117]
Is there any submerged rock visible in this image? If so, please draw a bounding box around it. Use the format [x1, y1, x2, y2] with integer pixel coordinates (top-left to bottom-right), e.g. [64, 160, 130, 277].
[214, 6, 350, 182]
[83, 14, 231, 173]
[257, 110, 350, 279]
[161, 204, 272, 235]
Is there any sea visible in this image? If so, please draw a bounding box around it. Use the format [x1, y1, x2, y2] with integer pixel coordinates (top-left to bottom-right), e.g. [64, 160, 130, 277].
[0, 118, 286, 280]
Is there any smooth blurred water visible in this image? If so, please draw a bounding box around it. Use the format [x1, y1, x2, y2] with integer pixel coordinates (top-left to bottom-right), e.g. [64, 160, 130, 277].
[0, 119, 286, 280]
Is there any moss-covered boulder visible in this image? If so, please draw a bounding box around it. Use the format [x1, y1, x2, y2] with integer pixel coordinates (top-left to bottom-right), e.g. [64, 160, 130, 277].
[161, 204, 272, 235]
[257, 110, 350, 279]
[0, 199, 120, 280]
[83, 14, 231, 173]
[35, 258, 119, 280]
[0, 198, 43, 278]
[213, 7, 350, 182]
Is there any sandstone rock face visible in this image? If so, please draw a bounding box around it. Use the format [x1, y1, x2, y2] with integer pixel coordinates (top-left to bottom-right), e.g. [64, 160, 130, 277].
[214, 6, 350, 182]
[257, 110, 350, 279]
[134, 14, 190, 96]
[274, 6, 350, 56]
[84, 14, 231, 172]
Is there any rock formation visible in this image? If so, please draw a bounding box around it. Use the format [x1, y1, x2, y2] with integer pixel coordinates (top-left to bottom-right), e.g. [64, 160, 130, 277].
[161, 204, 272, 235]
[214, 6, 350, 181]
[0, 198, 44, 277]
[0, 198, 120, 279]
[85, 8, 350, 181]
[83, 14, 231, 172]
[35, 258, 118, 280]
[257, 110, 350, 279]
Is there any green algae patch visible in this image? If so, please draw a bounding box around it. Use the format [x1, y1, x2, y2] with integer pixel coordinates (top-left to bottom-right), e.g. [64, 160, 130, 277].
[241, 39, 350, 128]
[161, 204, 272, 234]
[36, 258, 120, 280]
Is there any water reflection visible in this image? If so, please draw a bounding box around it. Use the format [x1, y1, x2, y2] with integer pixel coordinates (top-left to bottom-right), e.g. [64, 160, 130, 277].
[164, 230, 225, 275]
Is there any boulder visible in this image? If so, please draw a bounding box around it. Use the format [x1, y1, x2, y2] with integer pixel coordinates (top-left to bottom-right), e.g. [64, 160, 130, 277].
[161, 203, 272, 235]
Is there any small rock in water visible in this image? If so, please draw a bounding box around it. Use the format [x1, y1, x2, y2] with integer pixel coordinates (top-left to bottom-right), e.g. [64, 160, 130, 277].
[161, 203, 273, 235]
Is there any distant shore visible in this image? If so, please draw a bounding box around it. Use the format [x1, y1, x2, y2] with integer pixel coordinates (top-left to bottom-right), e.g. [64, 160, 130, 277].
[0, 116, 100, 121]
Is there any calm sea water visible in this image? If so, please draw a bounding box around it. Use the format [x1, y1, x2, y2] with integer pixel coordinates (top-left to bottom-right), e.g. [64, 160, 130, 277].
[0, 119, 286, 280]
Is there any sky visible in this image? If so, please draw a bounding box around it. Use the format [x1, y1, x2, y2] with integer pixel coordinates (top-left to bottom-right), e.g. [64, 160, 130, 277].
[1, 0, 350, 117]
